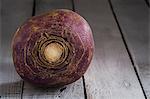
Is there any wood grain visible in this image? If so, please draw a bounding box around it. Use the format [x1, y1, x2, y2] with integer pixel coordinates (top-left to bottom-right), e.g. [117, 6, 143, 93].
[35, 0, 72, 15]
[110, 0, 149, 98]
[22, 0, 85, 99]
[74, 0, 146, 98]
[23, 79, 84, 99]
[0, 0, 33, 98]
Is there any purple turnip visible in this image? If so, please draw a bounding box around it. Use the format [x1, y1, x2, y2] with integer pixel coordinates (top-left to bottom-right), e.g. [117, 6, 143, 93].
[12, 9, 94, 87]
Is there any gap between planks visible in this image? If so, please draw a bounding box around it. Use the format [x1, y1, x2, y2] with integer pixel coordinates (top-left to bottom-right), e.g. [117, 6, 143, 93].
[144, 0, 150, 7]
[73, 0, 146, 98]
[110, 0, 149, 98]
[108, 0, 147, 98]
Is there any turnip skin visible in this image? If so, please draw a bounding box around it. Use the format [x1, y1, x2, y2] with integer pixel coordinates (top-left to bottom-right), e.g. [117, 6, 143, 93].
[12, 9, 94, 87]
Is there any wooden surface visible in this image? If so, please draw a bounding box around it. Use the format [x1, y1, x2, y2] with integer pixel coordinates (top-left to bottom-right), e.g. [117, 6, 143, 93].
[0, 0, 149, 99]
[111, 0, 149, 98]
[0, 0, 33, 98]
[74, 0, 146, 98]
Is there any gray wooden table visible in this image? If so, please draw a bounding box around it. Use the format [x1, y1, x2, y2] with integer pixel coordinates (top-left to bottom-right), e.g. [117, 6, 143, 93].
[0, 0, 149, 99]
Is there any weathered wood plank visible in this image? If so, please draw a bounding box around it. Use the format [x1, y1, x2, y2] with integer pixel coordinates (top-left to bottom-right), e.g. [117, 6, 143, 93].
[35, 0, 72, 15]
[23, 79, 84, 99]
[22, 0, 85, 99]
[74, 0, 145, 98]
[0, 0, 33, 98]
[110, 0, 149, 98]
